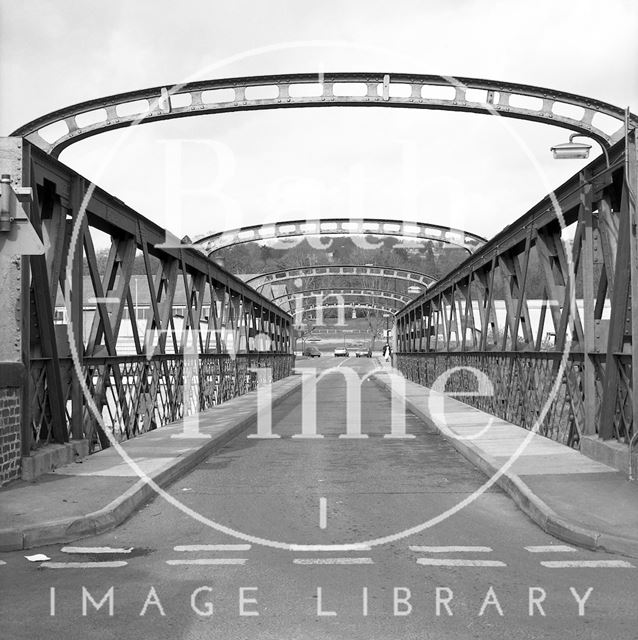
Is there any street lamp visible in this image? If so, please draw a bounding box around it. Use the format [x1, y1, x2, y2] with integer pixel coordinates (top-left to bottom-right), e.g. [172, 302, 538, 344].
[551, 133, 610, 168]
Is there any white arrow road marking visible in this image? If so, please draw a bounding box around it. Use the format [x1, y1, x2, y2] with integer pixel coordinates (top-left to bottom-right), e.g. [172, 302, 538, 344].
[541, 560, 634, 568]
[416, 559, 506, 567]
[524, 545, 576, 553]
[41, 561, 128, 569]
[410, 546, 493, 553]
[293, 558, 374, 565]
[173, 544, 251, 552]
[166, 559, 247, 566]
[61, 546, 133, 554]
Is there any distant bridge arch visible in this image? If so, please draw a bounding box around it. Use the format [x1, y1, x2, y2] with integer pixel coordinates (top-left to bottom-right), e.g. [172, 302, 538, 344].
[198, 217, 486, 254]
[293, 302, 398, 319]
[246, 264, 436, 292]
[274, 287, 412, 306]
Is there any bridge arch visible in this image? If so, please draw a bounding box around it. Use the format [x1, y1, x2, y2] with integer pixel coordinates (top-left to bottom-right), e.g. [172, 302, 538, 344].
[292, 301, 397, 327]
[13, 72, 634, 157]
[296, 302, 397, 317]
[199, 217, 486, 254]
[274, 287, 413, 306]
[246, 264, 436, 292]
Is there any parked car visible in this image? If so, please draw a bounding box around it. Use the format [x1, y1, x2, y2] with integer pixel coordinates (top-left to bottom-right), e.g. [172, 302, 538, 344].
[333, 347, 350, 357]
[303, 345, 321, 358]
[355, 348, 372, 358]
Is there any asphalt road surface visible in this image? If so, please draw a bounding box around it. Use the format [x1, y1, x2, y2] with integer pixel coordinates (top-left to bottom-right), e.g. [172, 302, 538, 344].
[1, 358, 636, 639]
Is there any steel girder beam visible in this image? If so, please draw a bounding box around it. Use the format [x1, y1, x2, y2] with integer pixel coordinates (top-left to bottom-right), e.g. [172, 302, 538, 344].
[198, 218, 486, 254]
[394, 136, 636, 448]
[246, 264, 436, 291]
[398, 139, 626, 317]
[25, 143, 288, 321]
[13, 73, 636, 157]
[16, 140, 293, 453]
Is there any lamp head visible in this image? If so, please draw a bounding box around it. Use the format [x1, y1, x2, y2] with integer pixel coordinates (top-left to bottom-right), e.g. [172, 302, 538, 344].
[550, 133, 592, 160]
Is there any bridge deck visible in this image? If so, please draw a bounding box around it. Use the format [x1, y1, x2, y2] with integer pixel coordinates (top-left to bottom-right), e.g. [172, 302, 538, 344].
[1, 360, 637, 557]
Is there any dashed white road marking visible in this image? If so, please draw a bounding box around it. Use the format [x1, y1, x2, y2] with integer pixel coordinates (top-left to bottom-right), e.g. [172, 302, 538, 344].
[319, 497, 327, 530]
[166, 558, 247, 566]
[41, 561, 128, 569]
[416, 558, 506, 567]
[61, 546, 133, 554]
[524, 545, 576, 553]
[293, 557, 374, 565]
[289, 544, 372, 552]
[173, 544, 251, 552]
[410, 546, 493, 553]
[0, 560, 6, 565]
[541, 560, 634, 568]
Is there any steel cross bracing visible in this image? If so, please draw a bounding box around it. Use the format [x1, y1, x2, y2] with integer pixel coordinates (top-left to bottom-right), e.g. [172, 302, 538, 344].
[4, 140, 293, 454]
[273, 288, 413, 306]
[246, 264, 436, 292]
[13, 72, 637, 157]
[394, 137, 637, 450]
[198, 218, 486, 255]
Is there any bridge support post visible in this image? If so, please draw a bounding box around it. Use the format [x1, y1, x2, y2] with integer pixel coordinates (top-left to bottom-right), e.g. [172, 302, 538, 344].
[69, 177, 84, 441]
[627, 123, 638, 450]
[171, 330, 210, 440]
[600, 125, 637, 443]
[580, 174, 597, 436]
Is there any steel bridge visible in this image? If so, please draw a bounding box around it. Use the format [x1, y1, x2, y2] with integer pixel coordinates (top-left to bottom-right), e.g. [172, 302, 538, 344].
[0, 72, 636, 489]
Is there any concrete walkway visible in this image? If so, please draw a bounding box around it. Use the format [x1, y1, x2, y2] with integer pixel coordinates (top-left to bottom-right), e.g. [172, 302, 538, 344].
[0, 374, 303, 550]
[373, 366, 638, 558]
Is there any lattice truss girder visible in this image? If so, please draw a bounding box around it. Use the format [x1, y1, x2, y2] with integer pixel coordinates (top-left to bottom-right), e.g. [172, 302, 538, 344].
[22, 143, 292, 452]
[395, 137, 636, 444]
[397, 352, 584, 447]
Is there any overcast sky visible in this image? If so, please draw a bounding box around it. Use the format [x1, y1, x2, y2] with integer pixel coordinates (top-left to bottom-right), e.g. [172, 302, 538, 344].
[2, 0, 637, 245]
